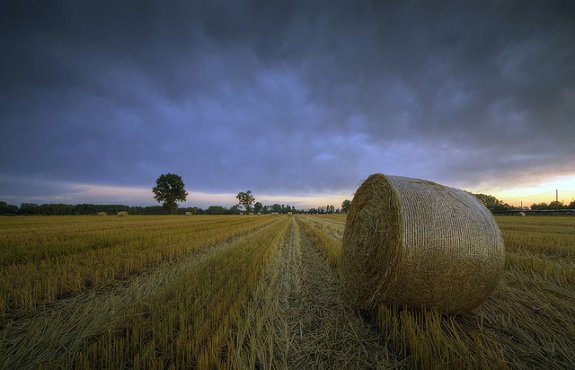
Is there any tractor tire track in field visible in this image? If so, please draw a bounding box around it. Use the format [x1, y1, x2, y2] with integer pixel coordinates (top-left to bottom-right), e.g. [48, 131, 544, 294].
[236, 217, 393, 369]
[0, 218, 283, 370]
[284, 218, 392, 369]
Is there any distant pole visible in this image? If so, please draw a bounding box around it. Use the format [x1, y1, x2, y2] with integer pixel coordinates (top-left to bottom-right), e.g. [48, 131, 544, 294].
[520, 201, 523, 210]
[556, 189, 559, 216]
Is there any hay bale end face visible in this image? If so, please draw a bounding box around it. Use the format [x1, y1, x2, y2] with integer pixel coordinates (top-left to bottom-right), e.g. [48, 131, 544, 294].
[341, 174, 505, 314]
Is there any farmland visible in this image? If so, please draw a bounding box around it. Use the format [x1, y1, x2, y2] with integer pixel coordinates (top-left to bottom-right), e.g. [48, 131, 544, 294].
[0, 215, 574, 369]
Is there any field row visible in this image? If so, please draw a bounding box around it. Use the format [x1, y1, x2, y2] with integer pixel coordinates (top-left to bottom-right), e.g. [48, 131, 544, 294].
[2, 217, 291, 369]
[0, 216, 278, 313]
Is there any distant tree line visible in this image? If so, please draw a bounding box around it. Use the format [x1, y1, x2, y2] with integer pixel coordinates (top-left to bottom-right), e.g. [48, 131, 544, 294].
[0, 200, 352, 216]
[530, 200, 575, 210]
[472, 194, 575, 212]
[0, 202, 192, 216]
[9, 195, 571, 216]
[308, 205, 340, 214]
[0, 201, 306, 216]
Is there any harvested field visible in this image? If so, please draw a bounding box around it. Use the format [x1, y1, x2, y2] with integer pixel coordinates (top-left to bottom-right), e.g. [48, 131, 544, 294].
[0, 214, 573, 369]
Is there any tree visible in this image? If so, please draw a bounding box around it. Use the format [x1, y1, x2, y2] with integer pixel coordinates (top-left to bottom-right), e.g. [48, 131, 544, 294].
[473, 193, 512, 212]
[0, 201, 18, 215]
[530, 202, 548, 210]
[548, 201, 565, 210]
[254, 202, 263, 214]
[207, 205, 226, 215]
[341, 199, 351, 213]
[152, 173, 188, 212]
[236, 190, 255, 213]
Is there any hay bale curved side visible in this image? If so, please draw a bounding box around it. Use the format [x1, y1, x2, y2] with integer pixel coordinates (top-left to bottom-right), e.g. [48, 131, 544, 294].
[341, 174, 505, 314]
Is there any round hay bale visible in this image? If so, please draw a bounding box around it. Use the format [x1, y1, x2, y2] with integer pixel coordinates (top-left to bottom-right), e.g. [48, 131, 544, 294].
[341, 174, 505, 314]
[117, 211, 129, 217]
[97, 212, 107, 216]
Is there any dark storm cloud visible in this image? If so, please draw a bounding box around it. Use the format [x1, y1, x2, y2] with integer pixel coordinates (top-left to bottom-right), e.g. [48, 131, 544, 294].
[1, 0, 574, 204]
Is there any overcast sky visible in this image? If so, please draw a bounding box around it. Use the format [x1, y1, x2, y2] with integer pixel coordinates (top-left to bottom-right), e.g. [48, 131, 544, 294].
[1, 0, 574, 208]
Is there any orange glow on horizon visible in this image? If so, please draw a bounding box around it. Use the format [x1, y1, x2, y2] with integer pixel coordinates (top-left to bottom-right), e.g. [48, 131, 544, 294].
[481, 175, 575, 207]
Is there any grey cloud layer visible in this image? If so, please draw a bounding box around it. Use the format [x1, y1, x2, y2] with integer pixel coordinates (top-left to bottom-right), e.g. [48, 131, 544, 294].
[1, 0, 574, 202]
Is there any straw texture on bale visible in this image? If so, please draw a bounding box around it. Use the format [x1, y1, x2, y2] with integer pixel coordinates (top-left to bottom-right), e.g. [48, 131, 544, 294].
[341, 174, 505, 314]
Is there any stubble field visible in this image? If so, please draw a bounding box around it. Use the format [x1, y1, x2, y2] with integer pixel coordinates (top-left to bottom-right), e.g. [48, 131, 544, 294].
[0, 214, 573, 369]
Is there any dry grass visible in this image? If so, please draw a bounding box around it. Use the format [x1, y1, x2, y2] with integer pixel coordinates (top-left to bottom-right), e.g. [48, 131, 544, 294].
[17, 218, 290, 369]
[0, 216, 274, 313]
[0, 214, 573, 369]
[297, 216, 342, 269]
[232, 218, 392, 369]
[309, 214, 575, 369]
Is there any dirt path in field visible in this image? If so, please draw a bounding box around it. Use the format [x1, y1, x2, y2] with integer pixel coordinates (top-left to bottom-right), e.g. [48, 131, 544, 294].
[236, 218, 393, 369]
[284, 218, 393, 369]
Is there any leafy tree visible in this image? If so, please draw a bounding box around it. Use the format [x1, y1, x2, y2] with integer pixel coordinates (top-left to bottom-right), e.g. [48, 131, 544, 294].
[341, 199, 351, 214]
[152, 173, 188, 212]
[19, 203, 40, 215]
[207, 205, 226, 215]
[548, 201, 565, 210]
[254, 202, 263, 214]
[0, 201, 18, 215]
[236, 190, 255, 213]
[473, 193, 512, 212]
[530, 202, 549, 210]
